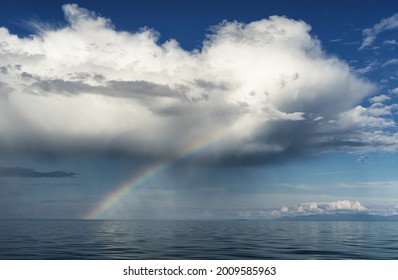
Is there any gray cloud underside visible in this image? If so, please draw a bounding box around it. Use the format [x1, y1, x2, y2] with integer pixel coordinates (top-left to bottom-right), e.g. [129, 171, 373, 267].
[29, 78, 213, 107]
[0, 167, 76, 177]
[0, 81, 12, 100]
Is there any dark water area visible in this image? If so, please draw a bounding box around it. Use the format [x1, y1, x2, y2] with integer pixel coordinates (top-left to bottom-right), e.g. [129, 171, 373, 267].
[1, 219, 398, 259]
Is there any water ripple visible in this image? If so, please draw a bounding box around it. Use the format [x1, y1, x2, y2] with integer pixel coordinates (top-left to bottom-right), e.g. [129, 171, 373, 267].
[1, 220, 398, 259]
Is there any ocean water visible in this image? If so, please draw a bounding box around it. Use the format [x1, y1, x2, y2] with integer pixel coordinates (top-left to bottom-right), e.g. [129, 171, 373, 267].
[1, 219, 398, 259]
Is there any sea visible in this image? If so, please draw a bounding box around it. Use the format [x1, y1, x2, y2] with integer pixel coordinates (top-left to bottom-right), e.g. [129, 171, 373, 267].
[1, 219, 398, 259]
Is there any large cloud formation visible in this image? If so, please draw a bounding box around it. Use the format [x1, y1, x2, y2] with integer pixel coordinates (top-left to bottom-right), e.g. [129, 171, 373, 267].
[0, 4, 388, 164]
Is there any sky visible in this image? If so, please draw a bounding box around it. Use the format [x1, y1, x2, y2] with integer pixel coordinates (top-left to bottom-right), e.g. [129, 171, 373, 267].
[1, 0, 398, 219]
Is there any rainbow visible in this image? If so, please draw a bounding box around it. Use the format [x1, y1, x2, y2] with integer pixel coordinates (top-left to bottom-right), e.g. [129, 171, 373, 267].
[84, 131, 224, 219]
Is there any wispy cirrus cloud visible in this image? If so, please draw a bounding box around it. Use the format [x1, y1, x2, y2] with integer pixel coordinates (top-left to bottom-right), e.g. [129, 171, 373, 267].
[384, 39, 398, 45]
[382, 58, 398, 67]
[360, 13, 398, 49]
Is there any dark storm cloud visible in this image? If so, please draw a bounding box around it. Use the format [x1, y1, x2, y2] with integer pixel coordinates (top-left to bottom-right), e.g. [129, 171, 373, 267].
[20, 72, 35, 80]
[107, 80, 187, 98]
[194, 79, 231, 91]
[0, 167, 76, 178]
[0, 66, 9, 74]
[207, 119, 317, 166]
[32, 79, 92, 95]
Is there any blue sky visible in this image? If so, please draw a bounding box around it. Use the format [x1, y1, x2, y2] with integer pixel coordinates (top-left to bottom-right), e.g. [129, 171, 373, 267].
[1, 0, 398, 219]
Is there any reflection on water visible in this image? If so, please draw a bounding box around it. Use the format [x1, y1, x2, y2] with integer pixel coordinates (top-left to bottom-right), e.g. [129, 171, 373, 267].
[1, 220, 398, 259]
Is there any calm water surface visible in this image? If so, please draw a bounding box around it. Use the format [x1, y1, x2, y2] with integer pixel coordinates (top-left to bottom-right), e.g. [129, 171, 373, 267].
[1, 220, 398, 259]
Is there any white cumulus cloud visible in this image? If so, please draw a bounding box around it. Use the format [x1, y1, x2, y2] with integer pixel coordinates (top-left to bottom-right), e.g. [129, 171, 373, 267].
[390, 87, 398, 94]
[0, 4, 378, 164]
[369, 94, 390, 103]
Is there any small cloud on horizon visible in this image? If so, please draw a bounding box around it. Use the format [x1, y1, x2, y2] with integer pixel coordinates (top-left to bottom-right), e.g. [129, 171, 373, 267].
[278, 200, 368, 216]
